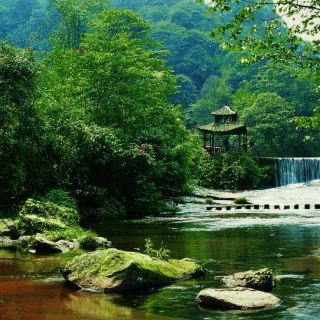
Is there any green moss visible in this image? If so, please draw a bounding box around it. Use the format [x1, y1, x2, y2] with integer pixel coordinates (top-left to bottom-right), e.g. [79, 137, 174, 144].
[61, 248, 205, 292]
[16, 214, 67, 235]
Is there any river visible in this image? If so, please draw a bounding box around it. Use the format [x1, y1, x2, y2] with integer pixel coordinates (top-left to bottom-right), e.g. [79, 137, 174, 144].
[1, 183, 320, 320]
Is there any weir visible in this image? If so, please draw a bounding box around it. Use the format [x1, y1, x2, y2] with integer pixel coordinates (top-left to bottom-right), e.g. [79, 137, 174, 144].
[275, 158, 320, 186]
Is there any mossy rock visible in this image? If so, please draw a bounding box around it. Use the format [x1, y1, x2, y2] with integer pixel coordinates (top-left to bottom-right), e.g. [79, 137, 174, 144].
[61, 248, 205, 292]
[16, 214, 68, 236]
[0, 219, 16, 237]
[19, 199, 80, 225]
[16, 199, 80, 235]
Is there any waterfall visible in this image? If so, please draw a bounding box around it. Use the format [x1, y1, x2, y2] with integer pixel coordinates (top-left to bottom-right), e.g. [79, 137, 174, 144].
[275, 158, 320, 186]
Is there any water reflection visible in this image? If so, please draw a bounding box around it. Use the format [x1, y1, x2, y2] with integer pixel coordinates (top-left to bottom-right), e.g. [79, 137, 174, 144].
[1, 212, 320, 319]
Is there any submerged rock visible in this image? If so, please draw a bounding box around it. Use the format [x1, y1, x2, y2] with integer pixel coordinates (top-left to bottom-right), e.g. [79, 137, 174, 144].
[221, 268, 275, 292]
[196, 288, 281, 310]
[61, 248, 205, 292]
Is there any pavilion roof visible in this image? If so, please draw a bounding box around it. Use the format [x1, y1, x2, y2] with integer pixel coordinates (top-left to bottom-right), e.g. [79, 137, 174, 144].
[211, 106, 236, 116]
[198, 122, 247, 134]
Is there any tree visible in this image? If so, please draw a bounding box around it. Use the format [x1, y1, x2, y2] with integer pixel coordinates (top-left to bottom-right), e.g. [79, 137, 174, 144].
[49, 0, 108, 48]
[37, 9, 200, 217]
[243, 92, 304, 156]
[0, 43, 45, 208]
[198, 0, 320, 68]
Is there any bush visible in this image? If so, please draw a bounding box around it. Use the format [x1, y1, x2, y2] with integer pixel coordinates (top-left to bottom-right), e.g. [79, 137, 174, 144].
[41, 189, 77, 210]
[78, 231, 100, 250]
[205, 198, 215, 205]
[234, 197, 250, 205]
[198, 152, 264, 190]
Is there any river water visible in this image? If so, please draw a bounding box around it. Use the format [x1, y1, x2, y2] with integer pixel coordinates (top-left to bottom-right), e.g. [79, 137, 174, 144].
[1, 184, 320, 320]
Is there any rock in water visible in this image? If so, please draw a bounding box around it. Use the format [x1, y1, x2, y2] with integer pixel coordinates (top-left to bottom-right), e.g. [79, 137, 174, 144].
[221, 268, 275, 291]
[61, 248, 205, 292]
[28, 234, 64, 254]
[196, 288, 281, 310]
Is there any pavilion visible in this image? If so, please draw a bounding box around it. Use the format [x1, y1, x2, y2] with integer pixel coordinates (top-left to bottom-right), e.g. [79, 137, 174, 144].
[198, 106, 248, 156]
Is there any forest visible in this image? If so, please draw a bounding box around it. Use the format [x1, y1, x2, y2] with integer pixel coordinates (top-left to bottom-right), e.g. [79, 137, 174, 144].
[1, 0, 320, 221]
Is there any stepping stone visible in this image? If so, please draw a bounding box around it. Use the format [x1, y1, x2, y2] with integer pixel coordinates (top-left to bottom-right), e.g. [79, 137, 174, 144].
[264, 205, 270, 209]
[196, 288, 281, 310]
[315, 204, 320, 210]
[305, 204, 310, 210]
[294, 205, 299, 210]
[274, 205, 280, 209]
[284, 205, 290, 210]
[254, 205, 259, 210]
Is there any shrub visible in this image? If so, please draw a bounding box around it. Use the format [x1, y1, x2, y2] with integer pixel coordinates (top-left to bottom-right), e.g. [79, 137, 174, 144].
[234, 197, 250, 205]
[78, 231, 99, 250]
[41, 189, 77, 210]
[205, 197, 215, 205]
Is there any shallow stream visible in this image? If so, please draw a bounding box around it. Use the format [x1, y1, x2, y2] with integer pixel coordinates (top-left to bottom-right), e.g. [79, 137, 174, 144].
[1, 184, 320, 319]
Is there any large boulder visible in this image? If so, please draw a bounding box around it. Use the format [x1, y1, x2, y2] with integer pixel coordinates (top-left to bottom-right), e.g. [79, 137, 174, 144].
[16, 199, 80, 235]
[196, 288, 281, 310]
[221, 268, 275, 292]
[61, 248, 205, 292]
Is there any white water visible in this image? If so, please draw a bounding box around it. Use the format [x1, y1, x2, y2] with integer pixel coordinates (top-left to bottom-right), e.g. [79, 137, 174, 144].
[276, 158, 320, 186]
[146, 181, 320, 231]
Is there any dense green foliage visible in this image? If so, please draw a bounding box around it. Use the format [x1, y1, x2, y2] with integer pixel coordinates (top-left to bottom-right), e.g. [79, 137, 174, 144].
[0, 2, 201, 219]
[198, 0, 320, 68]
[0, 0, 320, 211]
[197, 152, 264, 190]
